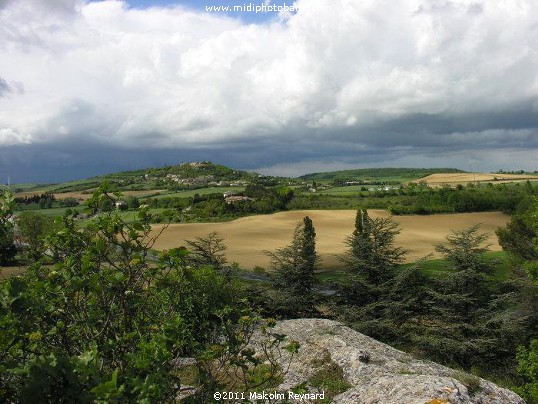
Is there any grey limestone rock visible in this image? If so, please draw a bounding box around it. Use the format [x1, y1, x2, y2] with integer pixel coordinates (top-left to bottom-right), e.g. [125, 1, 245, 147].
[250, 318, 524, 404]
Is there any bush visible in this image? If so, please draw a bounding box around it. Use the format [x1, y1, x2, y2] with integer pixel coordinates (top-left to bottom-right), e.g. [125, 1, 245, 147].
[0, 189, 293, 402]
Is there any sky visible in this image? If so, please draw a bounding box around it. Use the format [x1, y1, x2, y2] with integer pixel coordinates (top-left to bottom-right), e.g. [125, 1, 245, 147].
[1, 0, 538, 183]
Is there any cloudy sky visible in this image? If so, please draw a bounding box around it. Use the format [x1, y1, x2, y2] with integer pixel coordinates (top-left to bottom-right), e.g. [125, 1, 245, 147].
[1, 0, 538, 183]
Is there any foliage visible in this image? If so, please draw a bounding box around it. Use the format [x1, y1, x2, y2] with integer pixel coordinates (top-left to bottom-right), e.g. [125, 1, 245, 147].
[0, 188, 291, 402]
[268, 216, 319, 317]
[497, 197, 538, 281]
[14, 192, 55, 206]
[16, 211, 56, 262]
[341, 209, 405, 286]
[331, 214, 535, 389]
[57, 197, 80, 208]
[333, 210, 420, 343]
[185, 231, 227, 271]
[0, 190, 17, 265]
[194, 317, 299, 401]
[516, 339, 538, 403]
[308, 358, 351, 401]
[454, 371, 482, 396]
[290, 181, 537, 216]
[412, 225, 533, 372]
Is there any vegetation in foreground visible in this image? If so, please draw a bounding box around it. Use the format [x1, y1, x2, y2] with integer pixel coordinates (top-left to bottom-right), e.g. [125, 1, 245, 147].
[1, 173, 538, 402]
[249, 203, 538, 403]
[1, 188, 299, 402]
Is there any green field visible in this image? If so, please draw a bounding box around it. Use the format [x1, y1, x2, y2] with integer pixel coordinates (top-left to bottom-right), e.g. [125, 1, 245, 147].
[300, 167, 464, 182]
[14, 206, 84, 217]
[141, 186, 245, 200]
[316, 251, 512, 285]
[312, 185, 387, 196]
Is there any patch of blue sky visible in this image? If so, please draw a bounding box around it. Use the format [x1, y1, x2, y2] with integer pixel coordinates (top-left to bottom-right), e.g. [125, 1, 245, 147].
[90, 0, 296, 23]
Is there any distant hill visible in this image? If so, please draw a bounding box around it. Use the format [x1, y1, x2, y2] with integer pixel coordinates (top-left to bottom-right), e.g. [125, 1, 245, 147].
[12, 162, 261, 194]
[11, 164, 469, 195]
[299, 167, 465, 182]
[95, 161, 256, 183]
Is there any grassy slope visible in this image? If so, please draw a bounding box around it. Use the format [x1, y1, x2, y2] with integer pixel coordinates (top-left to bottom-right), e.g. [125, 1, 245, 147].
[300, 168, 465, 182]
[316, 251, 512, 285]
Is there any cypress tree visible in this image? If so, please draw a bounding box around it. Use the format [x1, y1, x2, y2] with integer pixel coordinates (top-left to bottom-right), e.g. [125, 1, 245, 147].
[268, 216, 319, 316]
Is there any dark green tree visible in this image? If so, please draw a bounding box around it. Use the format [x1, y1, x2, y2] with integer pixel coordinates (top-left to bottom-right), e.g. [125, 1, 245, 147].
[16, 211, 55, 262]
[268, 216, 319, 316]
[497, 215, 537, 262]
[516, 339, 538, 403]
[497, 198, 538, 281]
[302, 216, 317, 280]
[185, 231, 227, 271]
[0, 190, 16, 265]
[416, 225, 516, 369]
[124, 195, 140, 210]
[342, 209, 405, 286]
[335, 210, 424, 343]
[497, 199, 538, 399]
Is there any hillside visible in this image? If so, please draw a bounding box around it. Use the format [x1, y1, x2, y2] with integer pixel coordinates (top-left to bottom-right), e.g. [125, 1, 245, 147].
[11, 161, 261, 195]
[298, 167, 465, 182]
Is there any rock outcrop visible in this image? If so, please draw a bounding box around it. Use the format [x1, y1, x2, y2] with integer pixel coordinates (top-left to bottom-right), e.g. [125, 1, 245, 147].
[250, 319, 524, 403]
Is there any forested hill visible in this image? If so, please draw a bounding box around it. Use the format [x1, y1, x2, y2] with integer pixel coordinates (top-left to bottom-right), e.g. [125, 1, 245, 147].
[299, 167, 465, 182]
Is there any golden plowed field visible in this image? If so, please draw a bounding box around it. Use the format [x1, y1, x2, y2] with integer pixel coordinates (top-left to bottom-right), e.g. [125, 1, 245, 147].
[414, 173, 538, 187]
[151, 210, 510, 270]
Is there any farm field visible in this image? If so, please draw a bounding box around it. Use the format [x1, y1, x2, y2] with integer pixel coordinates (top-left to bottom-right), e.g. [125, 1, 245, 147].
[415, 172, 538, 186]
[151, 210, 510, 270]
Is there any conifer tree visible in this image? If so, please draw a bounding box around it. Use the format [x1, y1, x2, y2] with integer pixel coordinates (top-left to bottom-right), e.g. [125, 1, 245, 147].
[343, 209, 405, 286]
[335, 209, 411, 341]
[417, 225, 503, 368]
[268, 216, 319, 315]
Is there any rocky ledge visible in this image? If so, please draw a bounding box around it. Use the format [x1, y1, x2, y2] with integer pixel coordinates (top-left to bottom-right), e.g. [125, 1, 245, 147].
[250, 319, 524, 404]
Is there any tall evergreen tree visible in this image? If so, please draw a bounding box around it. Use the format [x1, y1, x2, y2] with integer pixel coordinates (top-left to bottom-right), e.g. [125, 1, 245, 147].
[416, 225, 515, 369]
[301, 216, 317, 287]
[335, 209, 411, 341]
[343, 209, 405, 286]
[268, 216, 319, 316]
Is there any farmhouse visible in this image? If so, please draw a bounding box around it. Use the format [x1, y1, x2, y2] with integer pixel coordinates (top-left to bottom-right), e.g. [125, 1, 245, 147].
[115, 200, 127, 209]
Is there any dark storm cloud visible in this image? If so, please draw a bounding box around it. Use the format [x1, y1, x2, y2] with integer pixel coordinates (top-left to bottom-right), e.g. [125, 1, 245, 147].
[2, 0, 538, 181]
[329, 100, 538, 150]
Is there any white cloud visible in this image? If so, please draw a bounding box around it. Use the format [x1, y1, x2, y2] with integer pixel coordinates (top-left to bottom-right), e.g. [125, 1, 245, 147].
[0, 128, 31, 145]
[0, 0, 537, 171]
